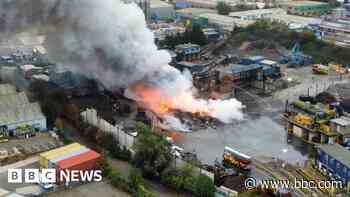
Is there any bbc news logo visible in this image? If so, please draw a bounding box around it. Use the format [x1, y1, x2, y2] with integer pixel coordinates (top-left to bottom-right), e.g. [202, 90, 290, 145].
[8, 169, 102, 183]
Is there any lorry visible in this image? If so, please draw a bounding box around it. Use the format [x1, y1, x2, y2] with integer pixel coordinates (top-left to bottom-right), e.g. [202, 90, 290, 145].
[222, 146, 251, 172]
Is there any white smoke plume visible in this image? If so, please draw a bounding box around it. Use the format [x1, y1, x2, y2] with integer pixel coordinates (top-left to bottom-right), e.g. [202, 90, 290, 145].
[0, 0, 244, 124]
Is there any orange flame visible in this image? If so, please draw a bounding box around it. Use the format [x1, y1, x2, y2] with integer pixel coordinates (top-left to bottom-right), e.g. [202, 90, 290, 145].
[128, 83, 211, 117]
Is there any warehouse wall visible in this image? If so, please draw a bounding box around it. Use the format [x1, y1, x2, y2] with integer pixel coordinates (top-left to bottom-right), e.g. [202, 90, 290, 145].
[7, 117, 47, 131]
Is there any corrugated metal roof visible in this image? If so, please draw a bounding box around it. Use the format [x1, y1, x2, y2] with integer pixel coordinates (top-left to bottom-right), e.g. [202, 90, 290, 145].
[57, 150, 100, 169]
[0, 84, 16, 96]
[318, 144, 350, 168]
[222, 64, 263, 74]
[0, 92, 29, 109]
[0, 102, 45, 127]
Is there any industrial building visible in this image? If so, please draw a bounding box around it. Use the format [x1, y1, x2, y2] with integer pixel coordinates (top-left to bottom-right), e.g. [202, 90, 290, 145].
[202, 28, 221, 41]
[174, 0, 238, 9]
[316, 144, 350, 186]
[216, 64, 263, 84]
[198, 13, 254, 31]
[317, 19, 350, 45]
[176, 8, 217, 18]
[150, 23, 186, 41]
[150, 0, 175, 20]
[285, 99, 344, 145]
[279, 0, 331, 16]
[228, 8, 321, 30]
[268, 14, 321, 30]
[239, 56, 281, 78]
[330, 117, 350, 147]
[174, 43, 201, 61]
[229, 8, 286, 21]
[0, 84, 47, 136]
[176, 8, 253, 31]
[175, 61, 205, 73]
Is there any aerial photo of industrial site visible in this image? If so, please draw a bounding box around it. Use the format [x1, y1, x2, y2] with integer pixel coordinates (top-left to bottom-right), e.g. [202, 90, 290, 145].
[0, 0, 350, 196]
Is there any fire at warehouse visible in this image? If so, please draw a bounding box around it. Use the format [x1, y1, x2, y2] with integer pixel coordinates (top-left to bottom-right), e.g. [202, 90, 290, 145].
[1, 0, 350, 196]
[0, 0, 244, 131]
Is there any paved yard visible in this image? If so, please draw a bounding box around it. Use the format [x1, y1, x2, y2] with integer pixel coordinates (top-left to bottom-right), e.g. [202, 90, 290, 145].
[48, 181, 130, 197]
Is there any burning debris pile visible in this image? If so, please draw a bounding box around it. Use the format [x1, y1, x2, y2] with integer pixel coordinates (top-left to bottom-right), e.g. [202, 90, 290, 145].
[1, 0, 244, 131]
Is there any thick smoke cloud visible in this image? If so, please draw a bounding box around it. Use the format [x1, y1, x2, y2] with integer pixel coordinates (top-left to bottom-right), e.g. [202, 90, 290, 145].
[1, 0, 171, 87]
[0, 0, 244, 123]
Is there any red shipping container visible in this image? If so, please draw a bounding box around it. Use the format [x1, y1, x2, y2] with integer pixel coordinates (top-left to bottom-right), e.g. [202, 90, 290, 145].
[55, 150, 101, 183]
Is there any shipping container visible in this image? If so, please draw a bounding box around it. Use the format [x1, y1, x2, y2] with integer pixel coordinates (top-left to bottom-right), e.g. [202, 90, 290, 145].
[45, 144, 85, 165]
[43, 144, 84, 168]
[55, 151, 101, 183]
[56, 150, 101, 170]
[48, 147, 90, 169]
[39, 143, 82, 168]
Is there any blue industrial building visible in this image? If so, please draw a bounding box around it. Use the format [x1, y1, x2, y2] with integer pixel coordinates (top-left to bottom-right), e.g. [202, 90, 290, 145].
[218, 64, 263, 82]
[175, 2, 192, 9]
[239, 56, 265, 65]
[175, 61, 204, 73]
[316, 144, 350, 186]
[238, 56, 281, 78]
[174, 43, 201, 61]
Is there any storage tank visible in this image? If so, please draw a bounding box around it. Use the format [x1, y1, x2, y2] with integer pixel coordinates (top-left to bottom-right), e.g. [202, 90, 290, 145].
[39, 143, 82, 168]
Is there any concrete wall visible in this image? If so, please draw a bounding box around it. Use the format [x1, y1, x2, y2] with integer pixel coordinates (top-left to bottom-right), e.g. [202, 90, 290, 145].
[81, 108, 136, 151]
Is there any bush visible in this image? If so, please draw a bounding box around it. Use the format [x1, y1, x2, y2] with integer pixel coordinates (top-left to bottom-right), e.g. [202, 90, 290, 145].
[128, 168, 144, 189]
[161, 166, 215, 197]
[193, 175, 216, 197]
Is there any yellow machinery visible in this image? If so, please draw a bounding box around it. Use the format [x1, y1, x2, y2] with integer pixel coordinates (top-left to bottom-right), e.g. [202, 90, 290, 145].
[319, 124, 331, 134]
[294, 114, 313, 127]
[329, 63, 348, 75]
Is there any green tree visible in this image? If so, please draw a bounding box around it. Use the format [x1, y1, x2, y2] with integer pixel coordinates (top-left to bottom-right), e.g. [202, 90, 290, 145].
[193, 175, 216, 197]
[191, 26, 208, 46]
[128, 167, 144, 189]
[133, 123, 172, 177]
[217, 1, 231, 15]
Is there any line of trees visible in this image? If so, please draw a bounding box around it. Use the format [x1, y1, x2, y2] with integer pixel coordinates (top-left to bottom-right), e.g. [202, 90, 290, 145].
[161, 26, 208, 48]
[231, 20, 350, 65]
